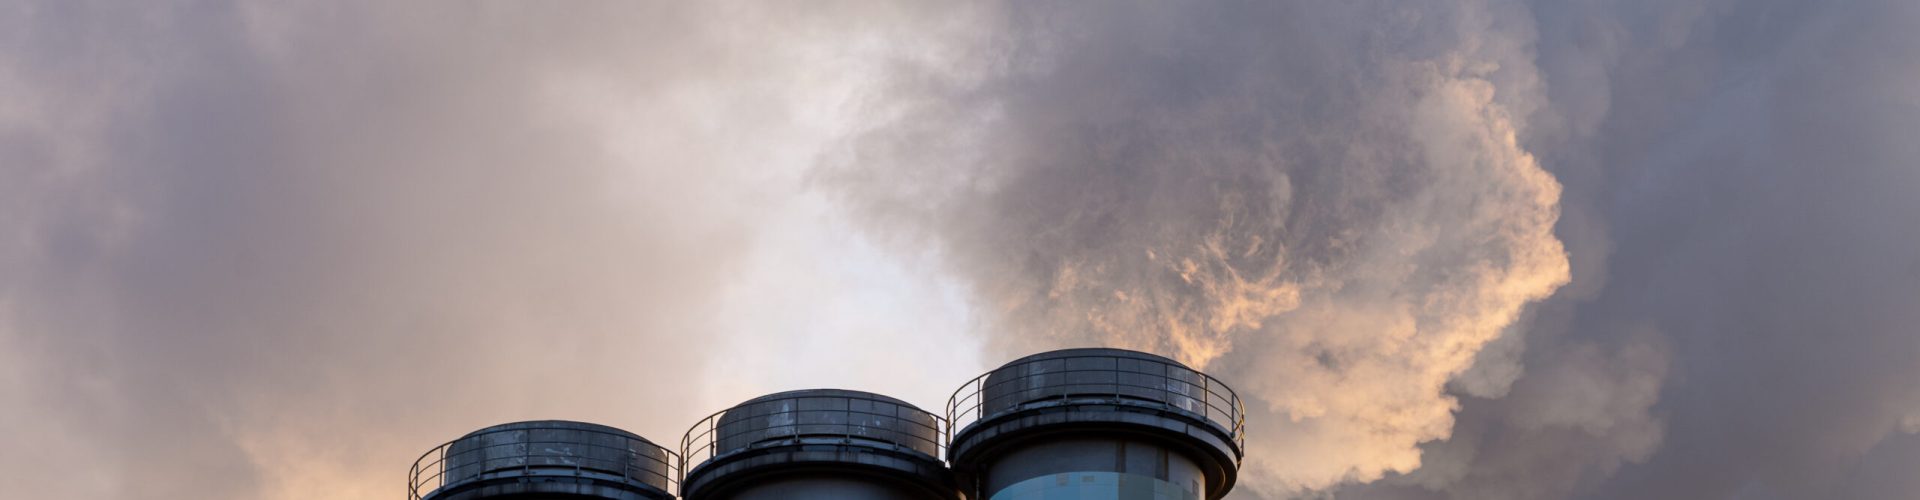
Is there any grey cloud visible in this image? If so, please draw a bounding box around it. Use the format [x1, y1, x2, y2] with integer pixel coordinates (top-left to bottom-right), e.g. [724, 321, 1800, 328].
[830, 0, 1571, 496]
[1333, 0, 1920, 498]
[7, 1, 1919, 499]
[0, 2, 941, 498]
[832, 0, 1920, 499]
[1558, 1, 1920, 498]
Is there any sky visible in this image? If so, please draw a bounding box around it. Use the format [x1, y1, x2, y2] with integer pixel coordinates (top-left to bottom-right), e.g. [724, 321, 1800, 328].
[0, 1, 1916, 499]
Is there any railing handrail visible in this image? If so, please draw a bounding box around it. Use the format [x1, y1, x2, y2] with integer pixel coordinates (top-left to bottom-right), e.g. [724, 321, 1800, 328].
[677, 392, 950, 487]
[407, 424, 681, 500]
[944, 353, 1247, 455]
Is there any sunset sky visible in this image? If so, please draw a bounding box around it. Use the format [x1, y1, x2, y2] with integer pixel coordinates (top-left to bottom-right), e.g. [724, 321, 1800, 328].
[2, 2, 1917, 499]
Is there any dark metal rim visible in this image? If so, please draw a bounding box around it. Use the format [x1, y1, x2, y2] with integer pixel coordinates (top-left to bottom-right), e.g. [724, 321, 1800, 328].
[678, 390, 949, 485]
[944, 351, 1247, 456]
[408, 423, 680, 500]
[946, 401, 1242, 500]
[680, 442, 956, 500]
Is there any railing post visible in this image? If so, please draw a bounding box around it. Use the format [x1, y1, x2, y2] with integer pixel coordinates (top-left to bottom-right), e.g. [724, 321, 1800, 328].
[1202, 373, 1210, 420]
[975, 376, 984, 420]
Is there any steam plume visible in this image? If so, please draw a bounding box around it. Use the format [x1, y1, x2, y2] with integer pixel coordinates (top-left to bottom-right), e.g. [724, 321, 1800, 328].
[829, 1, 1570, 494]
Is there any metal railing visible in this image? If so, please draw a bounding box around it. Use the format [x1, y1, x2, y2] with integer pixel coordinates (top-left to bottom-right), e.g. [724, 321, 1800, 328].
[679, 392, 949, 483]
[408, 424, 680, 500]
[946, 352, 1246, 453]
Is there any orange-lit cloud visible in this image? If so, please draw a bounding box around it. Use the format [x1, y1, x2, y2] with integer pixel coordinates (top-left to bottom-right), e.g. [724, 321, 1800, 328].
[829, 2, 1575, 495]
[7, 2, 1920, 500]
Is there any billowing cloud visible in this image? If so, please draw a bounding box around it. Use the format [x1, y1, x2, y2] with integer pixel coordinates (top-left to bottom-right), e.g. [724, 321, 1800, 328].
[833, 0, 1920, 498]
[1330, 0, 1920, 498]
[828, 1, 1572, 495]
[6, 1, 1920, 499]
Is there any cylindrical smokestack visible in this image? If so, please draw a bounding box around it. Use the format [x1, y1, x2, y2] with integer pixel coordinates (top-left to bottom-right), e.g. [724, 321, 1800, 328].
[946, 348, 1245, 500]
[409, 420, 678, 500]
[679, 389, 959, 500]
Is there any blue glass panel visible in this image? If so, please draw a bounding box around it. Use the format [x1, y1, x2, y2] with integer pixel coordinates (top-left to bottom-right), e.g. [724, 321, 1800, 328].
[989, 471, 1199, 500]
